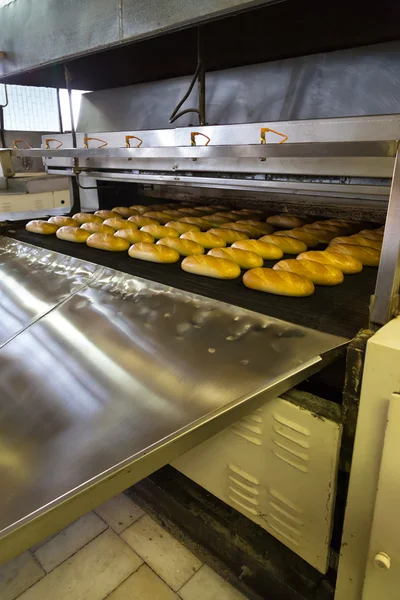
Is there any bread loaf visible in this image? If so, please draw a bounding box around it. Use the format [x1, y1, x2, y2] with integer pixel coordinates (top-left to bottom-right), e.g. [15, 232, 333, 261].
[48, 216, 78, 227]
[297, 250, 363, 274]
[243, 268, 315, 296]
[177, 207, 205, 216]
[178, 216, 212, 230]
[25, 220, 59, 235]
[259, 234, 307, 255]
[231, 239, 283, 260]
[207, 228, 249, 244]
[274, 258, 344, 285]
[193, 206, 215, 215]
[220, 223, 262, 237]
[127, 215, 160, 227]
[157, 237, 205, 256]
[128, 242, 180, 263]
[56, 226, 91, 243]
[235, 220, 274, 235]
[112, 206, 139, 218]
[213, 211, 241, 220]
[163, 209, 191, 218]
[94, 210, 119, 219]
[86, 233, 130, 252]
[204, 215, 234, 226]
[73, 212, 104, 224]
[80, 222, 115, 234]
[326, 244, 380, 267]
[103, 217, 137, 231]
[180, 231, 226, 248]
[165, 221, 201, 234]
[300, 227, 338, 243]
[326, 220, 360, 233]
[208, 247, 263, 269]
[143, 211, 172, 224]
[305, 222, 345, 234]
[140, 224, 179, 239]
[181, 255, 241, 279]
[266, 214, 306, 228]
[358, 229, 384, 241]
[274, 229, 319, 248]
[114, 229, 154, 243]
[232, 208, 264, 216]
[128, 205, 149, 214]
[329, 235, 382, 250]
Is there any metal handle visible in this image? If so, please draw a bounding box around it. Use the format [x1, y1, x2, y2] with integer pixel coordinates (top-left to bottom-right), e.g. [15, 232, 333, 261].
[125, 135, 143, 148]
[13, 139, 32, 149]
[260, 128, 288, 145]
[83, 137, 108, 149]
[45, 138, 63, 150]
[191, 131, 210, 146]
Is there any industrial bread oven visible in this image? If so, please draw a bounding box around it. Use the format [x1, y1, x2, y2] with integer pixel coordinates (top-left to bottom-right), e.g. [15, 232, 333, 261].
[1, 2, 400, 599]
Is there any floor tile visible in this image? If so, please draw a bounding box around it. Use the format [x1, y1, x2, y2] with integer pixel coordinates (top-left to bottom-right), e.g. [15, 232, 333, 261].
[34, 512, 107, 572]
[95, 493, 144, 533]
[179, 565, 248, 600]
[107, 564, 179, 600]
[121, 515, 202, 591]
[0, 551, 44, 600]
[18, 529, 143, 600]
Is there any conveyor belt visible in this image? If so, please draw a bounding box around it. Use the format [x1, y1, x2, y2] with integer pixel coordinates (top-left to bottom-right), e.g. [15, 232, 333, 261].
[5, 226, 377, 338]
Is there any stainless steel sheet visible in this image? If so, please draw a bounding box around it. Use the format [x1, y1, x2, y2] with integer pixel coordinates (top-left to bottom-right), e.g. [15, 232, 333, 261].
[0, 237, 102, 347]
[0, 247, 346, 558]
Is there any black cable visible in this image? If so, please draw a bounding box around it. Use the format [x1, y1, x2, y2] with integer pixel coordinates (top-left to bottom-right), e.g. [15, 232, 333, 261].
[169, 62, 201, 124]
[0, 106, 6, 148]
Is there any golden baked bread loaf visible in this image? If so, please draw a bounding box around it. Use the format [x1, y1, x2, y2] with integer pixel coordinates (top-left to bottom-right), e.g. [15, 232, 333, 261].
[193, 206, 215, 214]
[297, 250, 363, 274]
[231, 239, 283, 260]
[205, 215, 234, 226]
[48, 216, 78, 227]
[326, 244, 380, 266]
[25, 220, 59, 235]
[220, 223, 262, 237]
[128, 242, 180, 263]
[178, 216, 212, 230]
[86, 233, 130, 252]
[266, 214, 306, 228]
[274, 229, 319, 248]
[305, 222, 345, 234]
[165, 221, 201, 234]
[177, 207, 205, 216]
[157, 237, 205, 256]
[112, 206, 139, 218]
[103, 217, 137, 231]
[94, 210, 119, 219]
[243, 268, 315, 296]
[259, 234, 307, 255]
[207, 228, 249, 244]
[273, 258, 344, 285]
[180, 231, 226, 248]
[358, 229, 384, 240]
[162, 209, 190, 218]
[140, 224, 179, 239]
[232, 208, 264, 216]
[181, 255, 241, 279]
[129, 205, 149, 214]
[128, 215, 160, 227]
[329, 235, 382, 250]
[80, 222, 115, 234]
[300, 227, 338, 243]
[56, 226, 91, 243]
[208, 247, 263, 269]
[326, 220, 360, 233]
[73, 212, 104, 224]
[235, 220, 274, 235]
[142, 211, 172, 224]
[213, 211, 241, 220]
[114, 229, 154, 243]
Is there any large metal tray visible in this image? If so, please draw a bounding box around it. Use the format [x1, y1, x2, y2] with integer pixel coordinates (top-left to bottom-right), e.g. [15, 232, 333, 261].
[0, 237, 346, 563]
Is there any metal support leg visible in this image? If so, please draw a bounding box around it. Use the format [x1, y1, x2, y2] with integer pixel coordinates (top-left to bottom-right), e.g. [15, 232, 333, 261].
[370, 145, 400, 326]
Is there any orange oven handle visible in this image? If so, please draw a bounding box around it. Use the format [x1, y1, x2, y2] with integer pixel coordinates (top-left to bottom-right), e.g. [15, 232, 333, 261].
[125, 135, 143, 148]
[83, 137, 108, 148]
[190, 131, 211, 146]
[260, 128, 288, 144]
[44, 138, 63, 149]
[13, 139, 32, 149]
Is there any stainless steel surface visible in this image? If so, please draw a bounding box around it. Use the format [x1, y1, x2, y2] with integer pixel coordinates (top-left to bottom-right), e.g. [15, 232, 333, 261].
[371, 149, 400, 325]
[0, 239, 346, 561]
[0, 237, 101, 347]
[76, 42, 400, 132]
[0, 0, 269, 80]
[13, 141, 398, 160]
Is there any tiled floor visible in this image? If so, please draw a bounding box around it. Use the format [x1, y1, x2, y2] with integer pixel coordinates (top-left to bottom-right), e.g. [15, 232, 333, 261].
[0, 493, 249, 600]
